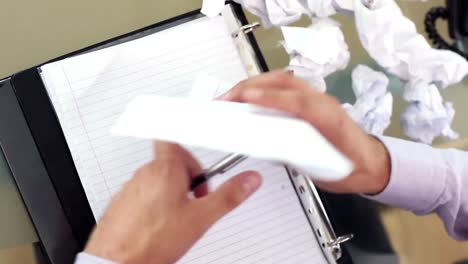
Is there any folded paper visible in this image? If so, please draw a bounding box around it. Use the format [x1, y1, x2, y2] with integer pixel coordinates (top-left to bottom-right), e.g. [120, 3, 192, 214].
[112, 95, 354, 181]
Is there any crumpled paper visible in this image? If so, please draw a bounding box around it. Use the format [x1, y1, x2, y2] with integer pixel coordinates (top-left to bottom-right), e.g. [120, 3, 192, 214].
[333, 0, 354, 12]
[353, 0, 468, 143]
[343, 65, 393, 135]
[401, 79, 458, 144]
[233, 0, 337, 27]
[354, 0, 468, 87]
[282, 18, 350, 92]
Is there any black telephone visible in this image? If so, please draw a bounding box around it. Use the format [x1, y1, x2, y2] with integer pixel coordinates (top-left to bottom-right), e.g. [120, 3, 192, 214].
[425, 0, 468, 59]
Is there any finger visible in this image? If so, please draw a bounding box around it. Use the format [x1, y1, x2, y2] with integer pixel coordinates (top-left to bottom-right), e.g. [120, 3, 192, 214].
[154, 141, 182, 161]
[154, 141, 195, 163]
[219, 71, 310, 101]
[236, 87, 337, 121]
[170, 146, 207, 197]
[226, 87, 349, 144]
[192, 171, 262, 227]
[193, 183, 209, 198]
[154, 141, 202, 176]
[154, 141, 207, 196]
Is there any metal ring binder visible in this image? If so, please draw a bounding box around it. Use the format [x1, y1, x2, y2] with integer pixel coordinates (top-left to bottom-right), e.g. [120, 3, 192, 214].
[288, 168, 354, 263]
[328, 234, 354, 247]
[233, 22, 261, 37]
[240, 22, 261, 34]
[328, 234, 354, 259]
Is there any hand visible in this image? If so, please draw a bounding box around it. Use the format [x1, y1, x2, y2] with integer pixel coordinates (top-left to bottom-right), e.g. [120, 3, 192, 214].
[222, 71, 390, 195]
[84, 142, 262, 264]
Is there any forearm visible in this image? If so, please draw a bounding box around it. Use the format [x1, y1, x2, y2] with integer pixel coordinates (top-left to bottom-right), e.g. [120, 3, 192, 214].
[368, 136, 468, 240]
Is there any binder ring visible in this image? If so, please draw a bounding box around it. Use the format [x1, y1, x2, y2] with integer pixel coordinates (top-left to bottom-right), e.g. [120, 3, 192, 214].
[234, 22, 261, 37]
[327, 234, 354, 247]
[241, 22, 261, 34]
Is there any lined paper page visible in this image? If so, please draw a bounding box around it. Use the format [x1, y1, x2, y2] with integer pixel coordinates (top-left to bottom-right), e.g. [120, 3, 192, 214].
[40, 14, 327, 264]
[178, 159, 327, 264]
[41, 15, 249, 217]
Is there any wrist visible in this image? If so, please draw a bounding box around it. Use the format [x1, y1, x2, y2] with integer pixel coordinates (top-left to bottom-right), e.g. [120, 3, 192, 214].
[364, 135, 391, 195]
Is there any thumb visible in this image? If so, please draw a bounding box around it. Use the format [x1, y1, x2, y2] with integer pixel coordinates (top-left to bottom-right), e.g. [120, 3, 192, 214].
[195, 171, 262, 227]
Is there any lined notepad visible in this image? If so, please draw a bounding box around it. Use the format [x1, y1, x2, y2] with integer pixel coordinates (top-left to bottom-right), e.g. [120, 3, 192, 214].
[40, 14, 327, 263]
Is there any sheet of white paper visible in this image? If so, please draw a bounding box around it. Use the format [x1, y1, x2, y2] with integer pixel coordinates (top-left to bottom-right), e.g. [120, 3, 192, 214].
[40, 16, 249, 219]
[202, 0, 226, 17]
[40, 14, 329, 263]
[112, 95, 353, 181]
[178, 160, 328, 264]
[282, 18, 350, 91]
[343, 65, 393, 135]
[190, 73, 235, 100]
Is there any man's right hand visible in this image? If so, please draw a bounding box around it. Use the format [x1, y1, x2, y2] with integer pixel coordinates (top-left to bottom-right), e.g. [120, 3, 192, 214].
[222, 71, 391, 195]
[84, 142, 262, 264]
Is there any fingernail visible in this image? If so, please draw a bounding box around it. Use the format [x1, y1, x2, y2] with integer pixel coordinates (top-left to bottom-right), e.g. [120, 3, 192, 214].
[243, 89, 263, 100]
[242, 174, 261, 195]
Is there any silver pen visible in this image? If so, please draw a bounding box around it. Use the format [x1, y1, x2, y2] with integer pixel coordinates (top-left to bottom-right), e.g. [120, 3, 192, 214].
[190, 153, 247, 190]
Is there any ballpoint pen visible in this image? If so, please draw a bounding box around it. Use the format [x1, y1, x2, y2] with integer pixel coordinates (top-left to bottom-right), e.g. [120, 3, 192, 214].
[190, 153, 247, 190]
